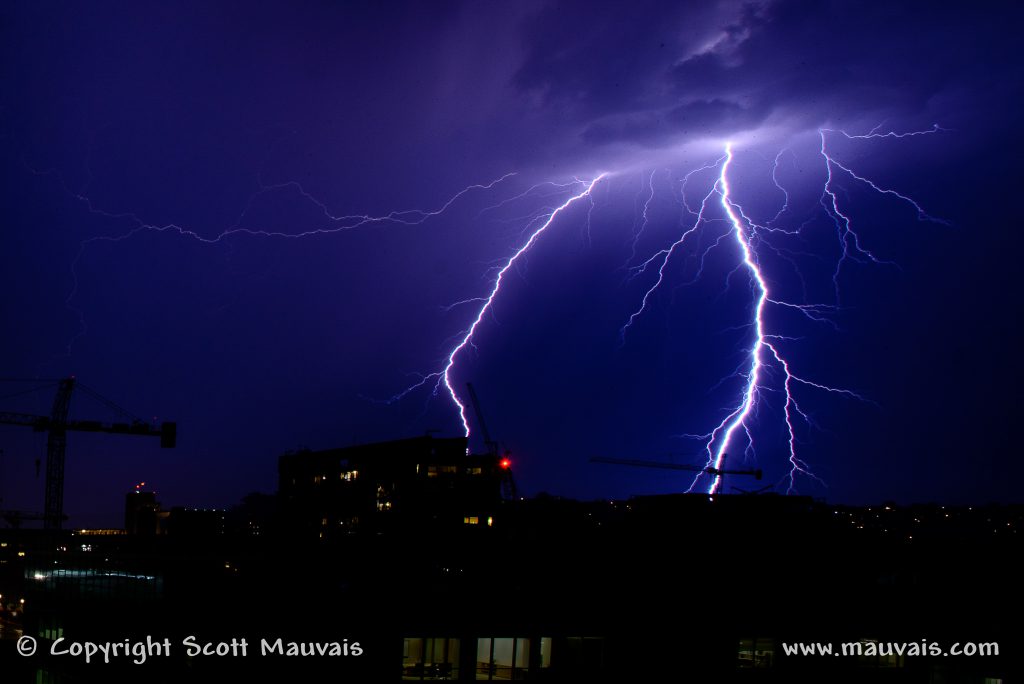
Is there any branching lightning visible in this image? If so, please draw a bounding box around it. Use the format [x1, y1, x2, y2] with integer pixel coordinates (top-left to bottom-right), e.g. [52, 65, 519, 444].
[395, 175, 607, 436]
[819, 126, 950, 299]
[619, 126, 945, 494]
[55, 171, 522, 356]
[44, 122, 943, 495]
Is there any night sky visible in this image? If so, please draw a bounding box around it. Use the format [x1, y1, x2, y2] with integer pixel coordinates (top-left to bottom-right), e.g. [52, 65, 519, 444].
[1, 1, 1021, 528]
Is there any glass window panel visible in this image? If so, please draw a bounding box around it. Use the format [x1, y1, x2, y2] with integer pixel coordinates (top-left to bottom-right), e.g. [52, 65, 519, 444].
[514, 638, 530, 668]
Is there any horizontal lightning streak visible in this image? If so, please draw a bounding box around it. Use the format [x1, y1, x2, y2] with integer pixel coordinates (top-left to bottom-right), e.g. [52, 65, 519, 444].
[57, 172, 525, 357]
[49, 123, 947, 491]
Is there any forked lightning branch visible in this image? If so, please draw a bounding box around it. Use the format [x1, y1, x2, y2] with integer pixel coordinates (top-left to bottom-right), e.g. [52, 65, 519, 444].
[57, 127, 945, 496]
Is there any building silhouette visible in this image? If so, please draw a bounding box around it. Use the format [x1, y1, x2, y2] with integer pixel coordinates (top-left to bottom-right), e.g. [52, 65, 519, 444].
[278, 435, 508, 539]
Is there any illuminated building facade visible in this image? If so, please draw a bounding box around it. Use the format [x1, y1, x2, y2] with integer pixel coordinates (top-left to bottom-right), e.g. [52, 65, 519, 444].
[278, 435, 508, 539]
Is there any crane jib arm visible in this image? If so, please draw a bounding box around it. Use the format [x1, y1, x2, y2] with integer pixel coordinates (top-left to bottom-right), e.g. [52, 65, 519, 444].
[0, 377, 175, 530]
[0, 413, 175, 447]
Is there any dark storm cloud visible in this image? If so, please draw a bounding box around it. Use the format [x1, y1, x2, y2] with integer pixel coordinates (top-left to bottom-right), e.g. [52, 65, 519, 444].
[514, 0, 1021, 146]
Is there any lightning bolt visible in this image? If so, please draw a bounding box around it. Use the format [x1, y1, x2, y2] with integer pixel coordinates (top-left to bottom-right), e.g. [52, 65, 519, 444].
[44, 155, 609, 444]
[396, 175, 608, 437]
[699, 143, 858, 494]
[619, 157, 725, 342]
[625, 169, 658, 266]
[819, 125, 950, 299]
[621, 126, 943, 494]
[41, 122, 943, 491]
[50, 170, 526, 357]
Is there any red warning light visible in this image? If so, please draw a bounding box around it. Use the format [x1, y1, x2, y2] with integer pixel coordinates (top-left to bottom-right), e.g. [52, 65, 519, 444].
[499, 458, 511, 470]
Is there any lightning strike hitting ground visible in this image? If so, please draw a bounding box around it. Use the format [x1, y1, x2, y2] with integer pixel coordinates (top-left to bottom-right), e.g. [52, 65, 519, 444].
[620, 127, 944, 494]
[399, 175, 607, 437]
[53, 159, 606, 443]
[50, 124, 941, 494]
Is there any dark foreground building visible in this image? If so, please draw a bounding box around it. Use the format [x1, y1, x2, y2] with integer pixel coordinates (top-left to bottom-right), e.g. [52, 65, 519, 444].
[0, 436, 1020, 683]
[278, 435, 511, 538]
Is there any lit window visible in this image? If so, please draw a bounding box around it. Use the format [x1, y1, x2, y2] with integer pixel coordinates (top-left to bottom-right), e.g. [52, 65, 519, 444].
[487, 517, 493, 527]
[476, 638, 534, 679]
[737, 638, 774, 668]
[403, 637, 460, 680]
[464, 516, 479, 525]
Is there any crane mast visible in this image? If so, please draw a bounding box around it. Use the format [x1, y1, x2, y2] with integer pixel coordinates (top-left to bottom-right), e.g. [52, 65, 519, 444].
[44, 378, 74, 531]
[465, 382, 516, 499]
[0, 377, 175, 529]
[465, 382, 498, 456]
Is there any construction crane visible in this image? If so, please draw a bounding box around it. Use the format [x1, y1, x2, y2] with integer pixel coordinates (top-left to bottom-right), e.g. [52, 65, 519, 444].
[465, 382, 498, 457]
[590, 455, 762, 488]
[466, 382, 516, 500]
[0, 510, 64, 529]
[0, 377, 175, 529]
[731, 484, 774, 496]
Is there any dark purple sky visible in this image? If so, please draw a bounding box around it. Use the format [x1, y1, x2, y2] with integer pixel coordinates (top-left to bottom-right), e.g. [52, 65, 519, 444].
[1, 1, 1022, 527]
